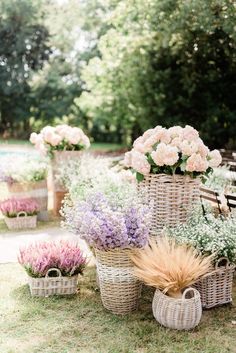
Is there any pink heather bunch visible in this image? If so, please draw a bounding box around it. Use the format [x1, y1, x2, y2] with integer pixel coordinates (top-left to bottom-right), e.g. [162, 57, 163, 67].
[29, 124, 90, 157]
[18, 240, 87, 278]
[124, 125, 222, 181]
[0, 198, 39, 217]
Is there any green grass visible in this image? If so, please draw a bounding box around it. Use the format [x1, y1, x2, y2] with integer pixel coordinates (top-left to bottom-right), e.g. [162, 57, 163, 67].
[0, 264, 236, 353]
[0, 139, 124, 152]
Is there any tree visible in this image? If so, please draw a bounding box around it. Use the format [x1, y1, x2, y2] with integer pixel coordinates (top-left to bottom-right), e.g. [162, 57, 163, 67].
[79, 0, 236, 147]
[0, 0, 51, 136]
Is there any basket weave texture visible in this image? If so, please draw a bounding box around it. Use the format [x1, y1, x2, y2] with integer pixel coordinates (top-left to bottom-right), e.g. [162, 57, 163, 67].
[95, 248, 142, 315]
[4, 212, 37, 230]
[193, 258, 235, 308]
[28, 268, 78, 297]
[7, 180, 48, 211]
[152, 288, 202, 330]
[138, 174, 200, 235]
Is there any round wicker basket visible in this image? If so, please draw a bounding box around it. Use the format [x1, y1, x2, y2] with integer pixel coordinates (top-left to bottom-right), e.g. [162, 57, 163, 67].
[138, 174, 200, 235]
[95, 248, 142, 315]
[193, 258, 235, 309]
[152, 288, 202, 330]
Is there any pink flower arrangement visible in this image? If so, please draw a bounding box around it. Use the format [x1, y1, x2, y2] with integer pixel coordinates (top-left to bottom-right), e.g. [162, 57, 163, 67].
[18, 240, 87, 278]
[0, 198, 39, 218]
[30, 124, 90, 157]
[124, 125, 222, 181]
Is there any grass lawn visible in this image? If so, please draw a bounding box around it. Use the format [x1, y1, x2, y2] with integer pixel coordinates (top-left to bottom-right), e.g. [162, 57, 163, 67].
[0, 264, 236, 353]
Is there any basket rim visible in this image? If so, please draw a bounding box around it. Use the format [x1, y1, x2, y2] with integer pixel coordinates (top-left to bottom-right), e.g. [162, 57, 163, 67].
[154, 288, 200, 303]
[28, 273, 79, 280]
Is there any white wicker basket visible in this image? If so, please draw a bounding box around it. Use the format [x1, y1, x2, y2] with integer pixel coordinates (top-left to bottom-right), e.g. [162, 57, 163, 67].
[138, 174, 200, 235]
[193, 258, 235, 308]
[4, 212, 37, 230]
[152, 288, 202, 330]
[95, 248, 142, 315]
[28, 268, 79, 297]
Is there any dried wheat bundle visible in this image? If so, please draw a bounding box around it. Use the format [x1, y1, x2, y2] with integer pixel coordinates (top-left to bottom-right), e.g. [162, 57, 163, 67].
[130, 237, 213, 298]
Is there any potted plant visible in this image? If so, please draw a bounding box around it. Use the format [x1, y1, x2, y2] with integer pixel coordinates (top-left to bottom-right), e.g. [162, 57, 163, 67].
[131, 237, 212, 330]
[18, 240, 87, 296]
[30, 124, 90, 214]
[166, 213, 236, 308]
[62, 189, 150, 315]
[0, 198, 39, 230]
[124, 125, 222, 235]
[0, 157, 48, 221]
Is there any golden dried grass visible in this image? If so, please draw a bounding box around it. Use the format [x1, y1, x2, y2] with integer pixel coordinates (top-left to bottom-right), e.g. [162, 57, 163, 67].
[131, 237, 213, 298]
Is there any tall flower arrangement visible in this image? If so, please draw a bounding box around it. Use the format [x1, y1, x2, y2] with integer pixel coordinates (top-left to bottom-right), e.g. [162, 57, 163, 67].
[124, 125, 222, 181]
[30, 124, 90, 157]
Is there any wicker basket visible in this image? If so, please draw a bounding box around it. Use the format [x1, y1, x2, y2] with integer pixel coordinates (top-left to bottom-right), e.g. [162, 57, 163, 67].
[152, 288, 202, 330]
[138, 174, 200, 235]
[193, 258, 235, 309]
[95, 248, 142, 315]
[4, 212, 37, 230]
[7, 180, 48, 221]
[28, 268, 79, 297]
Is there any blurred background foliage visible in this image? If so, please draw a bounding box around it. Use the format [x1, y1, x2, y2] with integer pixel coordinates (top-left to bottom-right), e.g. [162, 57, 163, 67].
[0, 0, 236, 147]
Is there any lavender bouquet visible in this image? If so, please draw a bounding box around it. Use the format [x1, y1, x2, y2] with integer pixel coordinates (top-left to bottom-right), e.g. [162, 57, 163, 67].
[62, 192, 150, 251]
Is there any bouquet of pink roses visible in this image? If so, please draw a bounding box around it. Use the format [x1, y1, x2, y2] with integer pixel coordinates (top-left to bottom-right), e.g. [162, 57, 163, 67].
[124, 125, 222, 181]
[30, 124, 90, 157]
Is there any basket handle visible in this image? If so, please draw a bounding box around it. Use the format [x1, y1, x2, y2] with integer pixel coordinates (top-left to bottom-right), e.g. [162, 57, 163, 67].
[182, 287, 198, 299]
[17, 211, 27, 218]
[45, 268, 62, 278]
[215, 257, 230, 269]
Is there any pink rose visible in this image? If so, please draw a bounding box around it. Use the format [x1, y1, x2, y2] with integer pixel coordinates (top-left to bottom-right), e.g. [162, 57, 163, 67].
[124, 151, 133, 167]
[180, 140, 198, 156]
[142, 129, 155, 141]
[168, 126, 183, 139]
[197, 139, 209, 157]
[186, 153, 208, 172]
[131, 151, 151, 175]
[50, 133, 63, 147]
[29, 132, 38, 144]
[170, 137, 182, 148]
[133, 142, 150, 154]
[133, 136, 145, 147]
[151, 143, 179, 166]
[208, 150, 222, 168]
[183, 125, 199, 141]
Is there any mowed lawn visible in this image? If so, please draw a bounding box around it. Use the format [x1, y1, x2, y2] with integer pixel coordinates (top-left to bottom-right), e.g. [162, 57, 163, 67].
[0, 264, 236, 353]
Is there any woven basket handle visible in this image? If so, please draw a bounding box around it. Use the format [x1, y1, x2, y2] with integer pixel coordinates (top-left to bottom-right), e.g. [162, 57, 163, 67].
[182, 287, 198, 299]
[17, 211, 27, 218]
[215, 257, 230, 269]
[45, 268, 62, 278]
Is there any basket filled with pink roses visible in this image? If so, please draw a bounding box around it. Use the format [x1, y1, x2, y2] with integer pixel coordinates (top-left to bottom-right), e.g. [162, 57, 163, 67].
[124, 125, 222, 235]
[30, 124, 90, 214]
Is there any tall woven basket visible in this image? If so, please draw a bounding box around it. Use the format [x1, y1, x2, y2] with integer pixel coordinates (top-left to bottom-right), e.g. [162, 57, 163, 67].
[4, 212, 37, 230]
[152, 288, 202, 330]
[28, 268, 79, 297]
[95, 248, 142, 315]
[193, 258, 235, 309]
[138, 174, 200, 235]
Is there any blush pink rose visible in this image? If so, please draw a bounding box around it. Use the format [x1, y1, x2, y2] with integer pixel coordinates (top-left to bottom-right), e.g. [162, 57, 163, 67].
[131, 151, 151, 175]
[208, 150, 222, 168]
[197, 139, 209, 157]
[151, 143, 179, 166]
[170, 137, 182, 148]
[180, 140, 199, 156]
[50, 133, 63, 146]
[29, 132, 38, 144]
[186, 153, 208, 172]
[168, 126, 183, 139]
[124, 151, 133, 167]
[183, 125, 199, 141]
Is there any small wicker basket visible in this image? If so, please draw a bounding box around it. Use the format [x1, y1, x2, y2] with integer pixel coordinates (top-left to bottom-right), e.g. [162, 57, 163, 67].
[193, 258, 235, 309]
[152, 288, 202, 330]
[4, 212, 37, 230]
[95, 248, 142, 315]
[28, 268, 79, 297]
[138, 174, 200, 236]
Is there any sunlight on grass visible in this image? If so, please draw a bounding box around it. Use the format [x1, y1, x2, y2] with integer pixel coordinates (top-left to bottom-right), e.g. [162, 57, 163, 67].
[0, 264, 235, 353]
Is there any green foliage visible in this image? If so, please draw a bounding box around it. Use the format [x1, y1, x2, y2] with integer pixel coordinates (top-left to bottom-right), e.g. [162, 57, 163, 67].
[79, 0, 236, 147]
[0, 0, 50, 136]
